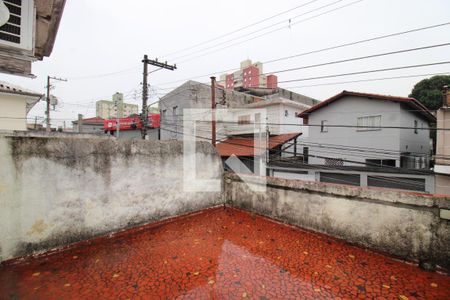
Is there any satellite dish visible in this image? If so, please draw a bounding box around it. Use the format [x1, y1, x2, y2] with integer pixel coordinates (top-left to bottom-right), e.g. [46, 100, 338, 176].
[0, 0, 10, 27]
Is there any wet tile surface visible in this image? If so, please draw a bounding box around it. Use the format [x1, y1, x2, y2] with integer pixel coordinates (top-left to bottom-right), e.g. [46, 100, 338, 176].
[1, 207, 449, 299]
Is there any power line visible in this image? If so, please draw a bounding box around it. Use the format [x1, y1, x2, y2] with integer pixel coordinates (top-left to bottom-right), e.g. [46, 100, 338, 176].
[171, 0, 348, 62]
[279, 61, 450, 83]
[265, 21, 450, 65]
[176, 0, 365, 64]
[159, 123, 434, 176]
[162, 0, 323, 58]
[163, 118, 448, 131]
[285, 72, 450, 89]
[153, 21, 450, 88]
[66, 66, 141, 80]
[163, 118, 450, 160]
[263, 43, 450, 77]
[190, 42, 450, 85]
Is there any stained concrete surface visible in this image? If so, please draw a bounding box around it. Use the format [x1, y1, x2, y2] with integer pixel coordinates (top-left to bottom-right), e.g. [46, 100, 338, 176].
[0, 137, 223, 262]
[0, 207, 448, 299]
[225, 173, 450, 272]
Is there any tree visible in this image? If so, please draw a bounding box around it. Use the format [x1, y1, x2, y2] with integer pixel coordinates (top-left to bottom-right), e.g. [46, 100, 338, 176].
[409, 75, 450, 110]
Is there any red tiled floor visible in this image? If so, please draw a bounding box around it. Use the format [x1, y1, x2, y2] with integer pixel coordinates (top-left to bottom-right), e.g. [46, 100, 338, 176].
[1, 207, 449, 299]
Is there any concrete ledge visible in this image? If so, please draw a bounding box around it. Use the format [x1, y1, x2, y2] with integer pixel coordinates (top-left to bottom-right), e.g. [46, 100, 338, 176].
[225, 172, 450, 209]
[224, 172, 450, 272]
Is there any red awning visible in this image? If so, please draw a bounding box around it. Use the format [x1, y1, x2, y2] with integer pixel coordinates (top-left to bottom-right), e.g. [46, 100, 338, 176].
[216, 133, 301, 157]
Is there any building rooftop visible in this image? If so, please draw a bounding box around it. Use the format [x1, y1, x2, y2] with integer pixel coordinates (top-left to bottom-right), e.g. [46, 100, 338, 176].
[299, 90, 436, 122]
[0, 207, 448, 299]
[0, 81, 44, 113]
[72, 117, 104, 125]
[0, 81, 43, 98]
[216, 133, 301, 157]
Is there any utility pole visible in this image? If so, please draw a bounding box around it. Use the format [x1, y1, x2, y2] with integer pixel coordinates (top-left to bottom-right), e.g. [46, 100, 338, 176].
[210, 76, 216, 147]
[141, 55, 177, 139]
[46, 75, 67, 132]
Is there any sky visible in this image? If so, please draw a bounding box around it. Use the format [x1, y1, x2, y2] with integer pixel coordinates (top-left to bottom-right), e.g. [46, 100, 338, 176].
[1, 0, 450, 128]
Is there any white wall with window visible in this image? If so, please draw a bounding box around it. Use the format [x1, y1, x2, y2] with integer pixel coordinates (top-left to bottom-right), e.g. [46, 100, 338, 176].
[305, 96, 403, 167]
[303, 95, 432, 169]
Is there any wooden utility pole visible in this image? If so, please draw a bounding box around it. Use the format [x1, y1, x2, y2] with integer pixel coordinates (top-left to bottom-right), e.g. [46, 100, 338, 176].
[210, 76, 216, 147]
[46, 75, 67, 132]
[46, 76, 51, 132]
[141, 55, 176, 139]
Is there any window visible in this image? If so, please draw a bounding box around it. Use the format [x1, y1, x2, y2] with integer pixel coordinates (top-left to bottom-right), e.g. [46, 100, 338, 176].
[366, 159, 396, 167]
[285, 110, 289, 117]
[414, 120, 418, 134]
[320, 120, 328, 132]
[357, 115, 381, 131]
[173, 106, 178, 115]
[238, 115, 251, 125]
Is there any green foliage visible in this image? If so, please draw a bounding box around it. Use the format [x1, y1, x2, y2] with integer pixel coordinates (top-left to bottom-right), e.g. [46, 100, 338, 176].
[409, 75, 450, 110]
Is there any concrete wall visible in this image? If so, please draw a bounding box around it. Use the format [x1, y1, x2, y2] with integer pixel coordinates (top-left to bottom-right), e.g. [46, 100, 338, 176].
[224, 173, 450, 271]
[436, 107, 450, 165]
[435, 107, 450, 194]
[0, 136, 223, 262]
[0, 93, 27, 131]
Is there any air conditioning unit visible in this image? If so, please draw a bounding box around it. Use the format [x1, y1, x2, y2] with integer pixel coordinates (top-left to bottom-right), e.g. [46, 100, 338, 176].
[0, 0, 35, 52]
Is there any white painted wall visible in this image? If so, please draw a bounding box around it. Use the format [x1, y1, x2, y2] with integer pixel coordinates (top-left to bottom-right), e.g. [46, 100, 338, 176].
[305, 96, 432, 167]
[0, 93, 28, 131]
[399, 105, 431, 160]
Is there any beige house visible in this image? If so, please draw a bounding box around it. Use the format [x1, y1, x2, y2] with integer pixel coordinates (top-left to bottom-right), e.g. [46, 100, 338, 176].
[435, 87, 450, 194]
[0, 81, 43, 131]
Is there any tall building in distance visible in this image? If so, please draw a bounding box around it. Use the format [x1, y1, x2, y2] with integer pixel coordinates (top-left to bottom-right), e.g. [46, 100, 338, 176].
[220, 59, 278, 90]
[96, 92, 139, 119]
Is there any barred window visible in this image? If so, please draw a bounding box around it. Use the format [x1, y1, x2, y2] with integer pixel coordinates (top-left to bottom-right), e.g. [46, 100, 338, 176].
[357, 115, 381, 131]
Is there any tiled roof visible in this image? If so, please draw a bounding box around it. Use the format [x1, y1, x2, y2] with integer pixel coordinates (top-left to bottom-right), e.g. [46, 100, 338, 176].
[0, 81, 43, 98]
[216, 133, 302, 157]
[72, 117, 104, 124]
[299, 90, 436, 122]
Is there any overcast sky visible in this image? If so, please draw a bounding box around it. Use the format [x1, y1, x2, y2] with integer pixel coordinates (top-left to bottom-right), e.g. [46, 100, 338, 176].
[1, 0, 449, 127]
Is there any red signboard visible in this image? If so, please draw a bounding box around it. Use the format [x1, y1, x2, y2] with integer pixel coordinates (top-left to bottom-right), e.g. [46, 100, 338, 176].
[104, 114, 160, 131]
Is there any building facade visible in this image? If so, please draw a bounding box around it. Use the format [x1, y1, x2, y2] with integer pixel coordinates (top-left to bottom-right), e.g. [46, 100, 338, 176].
[72, 116, 104, 134]
[435, 87, 450, 194]
[96, 93, 138, 119]
[220, 59, 278, 90]
[159, 81, 257, 141]
[0, 81, 43, 131]
[160, 80, 317, 142]
[299, 91, 435, 169]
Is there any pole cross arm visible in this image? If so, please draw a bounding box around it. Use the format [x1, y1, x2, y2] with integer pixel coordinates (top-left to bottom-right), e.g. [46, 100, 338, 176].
[143, 58, 177, 71]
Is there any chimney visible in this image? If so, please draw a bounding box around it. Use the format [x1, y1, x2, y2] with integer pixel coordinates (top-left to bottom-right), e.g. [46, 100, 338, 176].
[77, 114, 83, 133]
[444, 85, 450, 107]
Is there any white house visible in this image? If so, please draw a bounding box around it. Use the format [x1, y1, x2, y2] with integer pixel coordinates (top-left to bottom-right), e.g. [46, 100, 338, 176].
[299, 91, 436, 169]
[0, 81, 43, 131]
